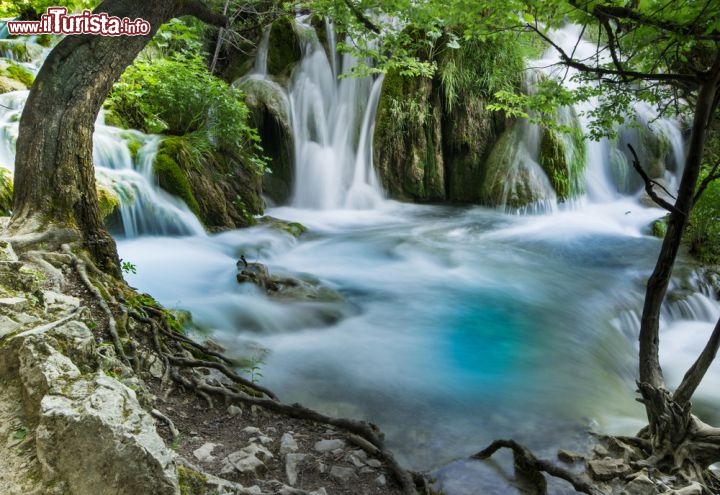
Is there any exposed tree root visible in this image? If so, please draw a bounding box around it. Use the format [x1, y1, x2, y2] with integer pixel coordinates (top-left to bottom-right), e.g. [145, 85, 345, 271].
[472, 439, 602, 495]
[61, 244, 130, 366]
[151, 408, 180, 442]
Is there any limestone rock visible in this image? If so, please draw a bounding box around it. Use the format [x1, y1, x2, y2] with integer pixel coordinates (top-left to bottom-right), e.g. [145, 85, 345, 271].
[35, 373, 178, 495]
[285, 453, 306, 485]
[329, 465, 355, 481]
[193, 442, 221, 464]
[621, 474, 657, 495]
[221, 443, 273, 476]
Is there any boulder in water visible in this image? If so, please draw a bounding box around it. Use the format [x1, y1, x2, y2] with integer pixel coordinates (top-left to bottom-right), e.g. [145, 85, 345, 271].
[236, 261, 342, 302]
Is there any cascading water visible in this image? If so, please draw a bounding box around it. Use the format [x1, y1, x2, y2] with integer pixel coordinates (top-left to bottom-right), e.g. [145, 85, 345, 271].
[287, 18, 384, 209]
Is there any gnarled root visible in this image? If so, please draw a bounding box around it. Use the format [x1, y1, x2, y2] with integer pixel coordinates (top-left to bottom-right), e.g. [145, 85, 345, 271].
[472, 439, 602, 495]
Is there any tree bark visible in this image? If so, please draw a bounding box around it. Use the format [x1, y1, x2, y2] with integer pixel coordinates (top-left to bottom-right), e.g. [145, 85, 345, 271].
[637, 52, 720, 390]
[9, 0, 223, 275]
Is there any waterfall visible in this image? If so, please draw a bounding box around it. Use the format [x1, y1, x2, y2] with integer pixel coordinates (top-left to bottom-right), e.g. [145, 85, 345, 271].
[525, 24, 686, 205]
[0, 90, 204, 238]
[287, 19, 384, 209]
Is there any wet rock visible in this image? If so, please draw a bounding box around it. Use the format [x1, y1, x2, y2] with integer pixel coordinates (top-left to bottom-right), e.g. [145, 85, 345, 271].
[314, 438, 345, 453]
[557, 449, 586, 464]
[236, 261, 343, 302]
[588, 458, 631, 481]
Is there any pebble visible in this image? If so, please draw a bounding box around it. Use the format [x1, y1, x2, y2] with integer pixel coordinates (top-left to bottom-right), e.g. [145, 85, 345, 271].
[227, 405, 242, 417]
[192, 442, 220, 463]
[366, 459, 382, 468]
[375, 474, 387, 486]
[330, 465, 355, 481]
[285, 453, 306, 485]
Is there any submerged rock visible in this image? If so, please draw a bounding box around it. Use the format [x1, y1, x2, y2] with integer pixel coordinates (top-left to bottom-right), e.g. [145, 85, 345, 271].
[236, 261, 343, 302]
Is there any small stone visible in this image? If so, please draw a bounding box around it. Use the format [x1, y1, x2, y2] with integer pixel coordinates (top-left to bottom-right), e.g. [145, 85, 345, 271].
[366, 459, 382, 468]
[350, 449, 367, 461]
[331, 448, 344, 456]
[280, 432, 298, 454]
[193, 442, 220, 463]
[593, 444, 609, 457]
[588, 458, 630, 481]
[317, 462, 327, 474]
[557, 449, 586, 463]
[243, 426, 262, 435]
[375, 474, 387, 486]
[314, 438, 345, 453]
[227, 405, 242, 417]
[359, 467, 375, 474]
[347, 454, 365, 468]
[258, 435, 273, 445]
[285, 453, 306, 486]
[221, 443, 273, 475]
[329, 465, 355, 481]
[310, 489, 328, 495]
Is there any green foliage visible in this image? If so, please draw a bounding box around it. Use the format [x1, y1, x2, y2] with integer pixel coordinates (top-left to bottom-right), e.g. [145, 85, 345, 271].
[106, 54, 265, 172]
[120, 260, 137, 275]
[687, 168, 720, 263]
[147, 18, 206, 58]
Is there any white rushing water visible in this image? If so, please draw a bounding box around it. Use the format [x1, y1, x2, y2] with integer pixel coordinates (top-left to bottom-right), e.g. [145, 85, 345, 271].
[288, 18, 384, 209]
[1, 26, 718, 495]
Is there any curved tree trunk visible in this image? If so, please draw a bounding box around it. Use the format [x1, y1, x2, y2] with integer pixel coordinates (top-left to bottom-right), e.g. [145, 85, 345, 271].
[9, 0, 224, 275]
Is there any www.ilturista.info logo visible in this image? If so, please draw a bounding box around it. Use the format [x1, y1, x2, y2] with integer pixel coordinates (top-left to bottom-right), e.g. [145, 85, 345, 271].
[6, 7, 150, 36]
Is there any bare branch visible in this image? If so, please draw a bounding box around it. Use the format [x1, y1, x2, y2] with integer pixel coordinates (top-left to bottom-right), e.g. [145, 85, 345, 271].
[472, 439, 603, 495]
[525, 24, 697, 84]
[694, 162, 720, 205]
[674, 317, 720, 405]
[627, 144, 682, 214]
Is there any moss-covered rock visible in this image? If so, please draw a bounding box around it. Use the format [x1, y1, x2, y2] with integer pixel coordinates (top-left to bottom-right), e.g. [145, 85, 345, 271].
[152, 150, 201, 216]
[0, 75, 24, 94]
[266, 17, 302, 79]
[374, 69, 445, 201]
[651, 217, 668, 238]
[237, 78, 293, 204]
[259, 216, 306, 236]
[0, 40, 42, 63]
[0, 167, 13, 216]
[481, 123, 554, 208]
[96, 184, 120, 220]
[0, 60, 34, 89]
[156, 137, 263, 231]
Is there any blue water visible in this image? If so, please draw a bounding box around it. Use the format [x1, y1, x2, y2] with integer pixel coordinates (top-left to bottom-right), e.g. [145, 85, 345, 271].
[118, 200, 720, 494]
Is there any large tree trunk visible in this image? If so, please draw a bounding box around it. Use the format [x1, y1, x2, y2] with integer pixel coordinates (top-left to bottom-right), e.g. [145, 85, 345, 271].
[637, 53, 720, 466]
[9, 0, 224, 275]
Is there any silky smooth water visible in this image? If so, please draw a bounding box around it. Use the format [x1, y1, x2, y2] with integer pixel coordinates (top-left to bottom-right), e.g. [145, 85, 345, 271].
[117, 200, 720, 494]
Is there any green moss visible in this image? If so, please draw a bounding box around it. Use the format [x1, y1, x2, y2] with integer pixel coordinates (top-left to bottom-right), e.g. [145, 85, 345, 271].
[539, 129, 570, 201]
[125, 136, 143, 161]
[0, 40, 41, 62]
[96, 184, 120, 220]
[232, 195, 257, 226]
[3, 63, 34, 87]
[35, 34, 53, 47]
[102, 109, 127, 128]
[177, 466, 208, 495]
[0, 167, 13, 215]
[266, 16, 302, 78]
[153, 151, 201, 216]
[651, 217, 668, 238]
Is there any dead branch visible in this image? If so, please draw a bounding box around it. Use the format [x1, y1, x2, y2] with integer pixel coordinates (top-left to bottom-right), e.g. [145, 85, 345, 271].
[627, 144, 682, 214]
[472, 439, 602, 495]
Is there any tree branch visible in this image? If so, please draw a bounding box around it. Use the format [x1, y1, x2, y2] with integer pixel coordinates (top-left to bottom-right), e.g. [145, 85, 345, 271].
[674, 316, 720, 405]
[525, 24, 697, 84]
[175, 0, 227, 28]
[693, 162, 720, 205]
[342, 0, 380, 34]
[627, 144, 682, 214]
[472, 439, 602, 495]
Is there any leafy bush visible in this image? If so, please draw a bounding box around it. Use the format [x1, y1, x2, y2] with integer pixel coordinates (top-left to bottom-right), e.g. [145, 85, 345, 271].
[105, 54, 264, 171]
[687, 168, 720, 263]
